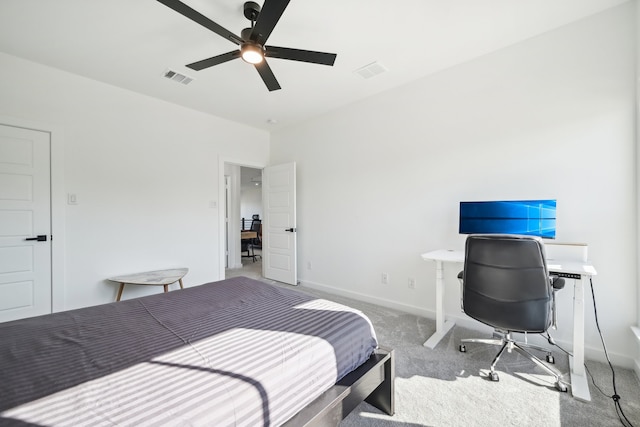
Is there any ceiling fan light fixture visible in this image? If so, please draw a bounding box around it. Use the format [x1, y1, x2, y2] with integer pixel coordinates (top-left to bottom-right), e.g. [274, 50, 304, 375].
[241, 43, 264, 64]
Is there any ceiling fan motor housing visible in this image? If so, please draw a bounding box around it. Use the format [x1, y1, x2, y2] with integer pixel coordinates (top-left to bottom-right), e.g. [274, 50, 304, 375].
[240, 26, 264, 64]
[241, 27, 256, 42]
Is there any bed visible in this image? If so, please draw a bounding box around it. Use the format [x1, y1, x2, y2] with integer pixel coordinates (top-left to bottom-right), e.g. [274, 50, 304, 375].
[0, 276, 394, 426]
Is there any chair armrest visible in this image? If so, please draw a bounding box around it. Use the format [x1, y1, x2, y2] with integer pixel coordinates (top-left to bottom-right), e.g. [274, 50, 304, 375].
[550, 276, 565, 290]
[457, 271, 464, 311]
[549, 276, 565, 329]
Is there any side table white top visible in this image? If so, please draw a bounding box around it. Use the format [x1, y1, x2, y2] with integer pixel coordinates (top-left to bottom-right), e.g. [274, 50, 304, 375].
[108, 268, 189, 286]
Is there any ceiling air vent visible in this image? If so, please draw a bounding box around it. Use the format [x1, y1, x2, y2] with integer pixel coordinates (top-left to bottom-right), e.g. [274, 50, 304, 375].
[354, 61, 387, 79]
[163, 69, 194, 85]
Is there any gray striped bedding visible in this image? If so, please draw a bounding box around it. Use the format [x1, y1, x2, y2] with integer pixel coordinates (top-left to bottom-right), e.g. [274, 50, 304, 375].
[0, 276, 378, 426]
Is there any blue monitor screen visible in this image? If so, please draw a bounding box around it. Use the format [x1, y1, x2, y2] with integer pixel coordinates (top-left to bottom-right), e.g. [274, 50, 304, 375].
[459, 199, 556, 239]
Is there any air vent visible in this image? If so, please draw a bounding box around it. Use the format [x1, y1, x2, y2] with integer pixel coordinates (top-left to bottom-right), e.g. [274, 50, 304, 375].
[163, 69, 194, 85]
[354, 61, 387, 79]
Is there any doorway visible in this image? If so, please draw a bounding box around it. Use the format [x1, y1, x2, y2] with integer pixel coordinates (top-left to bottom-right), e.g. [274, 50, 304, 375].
[219, 160, 298, 285]
[224, 165, 264, 280]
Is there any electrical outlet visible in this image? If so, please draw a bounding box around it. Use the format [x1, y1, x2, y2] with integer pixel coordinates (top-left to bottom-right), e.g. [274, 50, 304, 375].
[381, 273, 389, 285]
[408, 277, 416, 289]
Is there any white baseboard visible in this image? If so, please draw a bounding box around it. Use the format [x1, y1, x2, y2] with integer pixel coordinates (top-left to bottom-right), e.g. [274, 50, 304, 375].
[299, 279, 637, 369]
[300, 279, 436, 319]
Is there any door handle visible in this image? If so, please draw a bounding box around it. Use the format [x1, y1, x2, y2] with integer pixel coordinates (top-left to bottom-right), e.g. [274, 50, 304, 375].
[25, 235, 47, 242]
[285, 228, 296, 232]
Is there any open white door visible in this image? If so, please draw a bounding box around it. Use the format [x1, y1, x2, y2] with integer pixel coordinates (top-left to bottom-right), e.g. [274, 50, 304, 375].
[263, 162, 297, 285]
[0, 124, 52, 322]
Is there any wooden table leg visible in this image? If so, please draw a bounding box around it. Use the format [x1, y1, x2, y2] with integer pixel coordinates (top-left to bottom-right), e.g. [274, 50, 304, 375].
[163, 284, 168, 293]
[178, 278, 184, 289]
[116, 283, 125, 302]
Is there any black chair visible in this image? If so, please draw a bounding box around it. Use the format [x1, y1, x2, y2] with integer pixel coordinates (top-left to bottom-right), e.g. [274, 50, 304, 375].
[241, 218, 262, 262]
[241, 214, 261, 231]
[248, 219, 262, 260]
[457, 234, 567, 391]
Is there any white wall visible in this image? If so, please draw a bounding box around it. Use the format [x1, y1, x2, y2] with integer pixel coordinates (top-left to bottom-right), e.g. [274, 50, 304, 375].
[0, 52, 269, 309]
[271, 4, 637, 367]
[240, 166, 263, 223]
[241, 186, 263, 222]
[635, 0, 640, 377]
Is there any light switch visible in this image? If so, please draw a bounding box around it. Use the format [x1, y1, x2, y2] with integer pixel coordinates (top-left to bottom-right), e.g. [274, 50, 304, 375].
[209, 200, 217, 209]
[67, 193, 78, 205]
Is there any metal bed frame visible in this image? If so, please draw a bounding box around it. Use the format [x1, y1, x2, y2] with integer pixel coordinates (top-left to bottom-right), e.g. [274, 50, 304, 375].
[284, 347, 395, 426]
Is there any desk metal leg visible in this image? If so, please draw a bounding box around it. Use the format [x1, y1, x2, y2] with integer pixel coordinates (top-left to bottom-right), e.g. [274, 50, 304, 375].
[569, 275, 591, 401]
[423, 260, 456, 349]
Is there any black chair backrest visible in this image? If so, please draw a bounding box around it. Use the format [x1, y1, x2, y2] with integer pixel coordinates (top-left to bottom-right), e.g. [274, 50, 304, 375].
[250, 219, 261, 232]
[462, 234, 552, 333]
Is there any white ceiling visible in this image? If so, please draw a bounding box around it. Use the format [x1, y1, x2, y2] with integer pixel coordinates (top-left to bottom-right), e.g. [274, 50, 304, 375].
[0, 0, 629, 131]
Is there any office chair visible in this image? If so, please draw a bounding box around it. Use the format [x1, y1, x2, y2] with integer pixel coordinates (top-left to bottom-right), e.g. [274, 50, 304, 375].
[253, 223, 263, 250]
[247, 219, 262, 261]
[457, 234, 567, 392]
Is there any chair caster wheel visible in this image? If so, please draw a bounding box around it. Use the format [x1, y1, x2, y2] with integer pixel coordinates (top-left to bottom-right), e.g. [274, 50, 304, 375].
[546, 354, 555, 364]
[489, 372, 499, 382]
[555, 381, 568, 392]
[459, 345, 466, 353]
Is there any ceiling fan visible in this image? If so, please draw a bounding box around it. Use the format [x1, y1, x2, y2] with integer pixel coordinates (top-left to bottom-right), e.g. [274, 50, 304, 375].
[157, 0, 337, 91]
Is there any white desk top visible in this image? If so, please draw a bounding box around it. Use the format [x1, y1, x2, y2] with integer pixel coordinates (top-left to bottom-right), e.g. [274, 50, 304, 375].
[421, 249, 597, 276]
[421, 249, 464, 263]
[546, 260, 597, 276]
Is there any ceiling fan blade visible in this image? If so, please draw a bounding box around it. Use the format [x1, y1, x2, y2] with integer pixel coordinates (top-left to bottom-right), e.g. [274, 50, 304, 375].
[265, 46, 336, 66]
[157, 0, 242, 45]
[254, 61, 281, 91]
[186, 51, 241, 71]
[250, 0, 291, 45]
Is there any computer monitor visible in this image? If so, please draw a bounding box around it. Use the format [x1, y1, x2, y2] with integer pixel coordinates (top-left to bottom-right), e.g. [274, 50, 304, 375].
[459, 199, 556, 239]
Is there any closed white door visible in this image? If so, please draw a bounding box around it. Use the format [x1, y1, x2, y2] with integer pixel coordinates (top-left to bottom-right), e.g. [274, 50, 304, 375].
[0, 124, 51, 322]
[263, 162, 297, 285]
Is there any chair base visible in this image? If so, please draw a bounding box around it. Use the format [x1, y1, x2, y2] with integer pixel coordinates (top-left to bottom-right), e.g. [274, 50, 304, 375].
[459, 332, 568, 392]
[241, 245, 261, 263]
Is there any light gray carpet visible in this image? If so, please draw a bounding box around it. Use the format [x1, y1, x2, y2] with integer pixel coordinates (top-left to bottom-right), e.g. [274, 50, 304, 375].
[225, 264, 640, 426]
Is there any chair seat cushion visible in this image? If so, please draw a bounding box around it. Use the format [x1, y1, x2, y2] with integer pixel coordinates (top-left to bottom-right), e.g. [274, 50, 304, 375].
[464, 288, 551, 333]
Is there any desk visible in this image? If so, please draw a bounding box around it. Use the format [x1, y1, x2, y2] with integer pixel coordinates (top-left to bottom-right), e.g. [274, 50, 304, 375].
[421, 249, 597, 401]
[241, 230, 259, 262]
[108, 268, 188, 301]
[241, 230, 257, 240]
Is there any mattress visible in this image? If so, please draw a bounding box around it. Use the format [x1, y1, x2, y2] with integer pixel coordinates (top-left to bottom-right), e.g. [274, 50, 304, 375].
[0, 276, 378, 426]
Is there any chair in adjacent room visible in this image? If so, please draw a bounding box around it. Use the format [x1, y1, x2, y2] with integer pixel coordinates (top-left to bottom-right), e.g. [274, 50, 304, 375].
[241, 238, 253, 261]
[457, 234, 567, 391]
[241, 215, 262, 262]
[248, 219, 262, 261]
